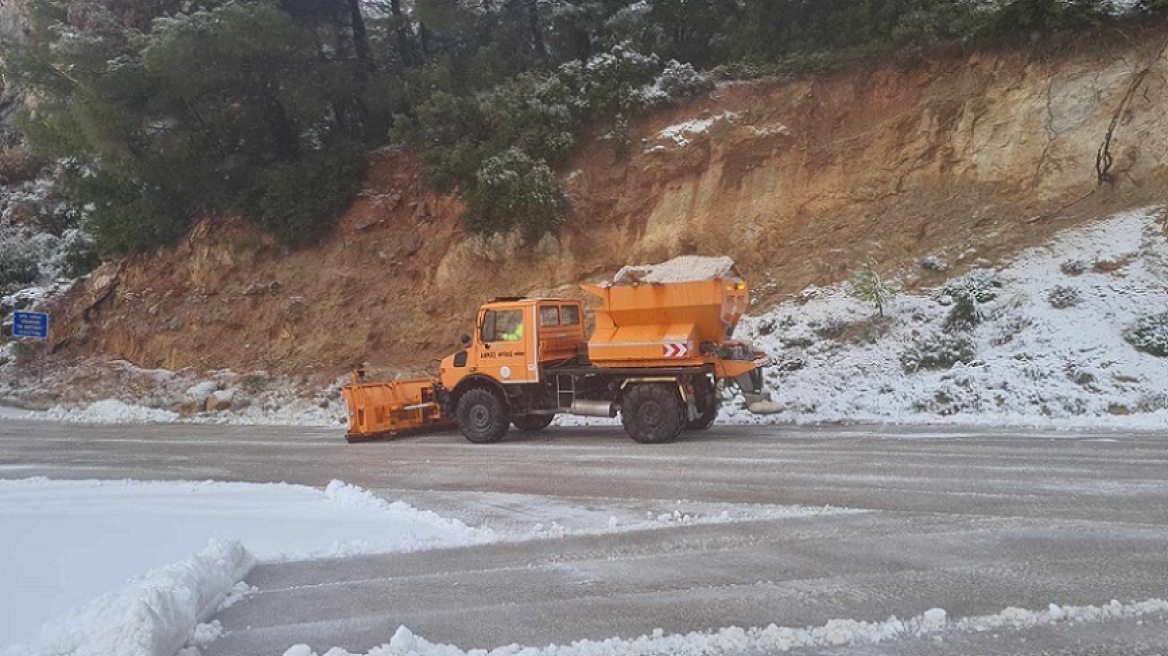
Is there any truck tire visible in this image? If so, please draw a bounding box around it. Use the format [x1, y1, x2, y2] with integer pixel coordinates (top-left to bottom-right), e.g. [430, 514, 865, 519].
[512, 414, 555, 432]
[685, 378, 719, 431]
[457, 388, 508, 444]
[621, 383, 685, 444]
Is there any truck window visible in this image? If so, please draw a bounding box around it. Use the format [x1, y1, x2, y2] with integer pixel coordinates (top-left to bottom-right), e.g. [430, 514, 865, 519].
[560, 305, 581, 326]
[539, 306, 560, 327]
[481, 309, 524, 343]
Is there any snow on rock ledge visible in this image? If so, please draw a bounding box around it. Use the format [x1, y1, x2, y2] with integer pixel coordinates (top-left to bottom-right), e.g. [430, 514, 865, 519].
[6, 539, 254, 656]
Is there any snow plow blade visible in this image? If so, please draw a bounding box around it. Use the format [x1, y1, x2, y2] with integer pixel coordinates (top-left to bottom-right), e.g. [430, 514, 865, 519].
[341, 372, 454, 442]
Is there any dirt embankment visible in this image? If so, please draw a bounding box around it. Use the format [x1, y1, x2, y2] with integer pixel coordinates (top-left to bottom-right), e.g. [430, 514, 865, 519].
[48, 30, 1168, 381]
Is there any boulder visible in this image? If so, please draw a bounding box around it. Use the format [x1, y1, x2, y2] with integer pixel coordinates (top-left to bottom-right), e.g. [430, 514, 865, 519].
[205, 390, 234, 412]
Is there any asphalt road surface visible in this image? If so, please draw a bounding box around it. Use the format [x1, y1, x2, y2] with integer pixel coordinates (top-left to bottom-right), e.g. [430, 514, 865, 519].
[2, 419, 1167, 655]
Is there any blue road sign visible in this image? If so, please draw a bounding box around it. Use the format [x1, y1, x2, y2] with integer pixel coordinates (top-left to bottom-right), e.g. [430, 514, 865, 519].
[12, 311, 49, 339]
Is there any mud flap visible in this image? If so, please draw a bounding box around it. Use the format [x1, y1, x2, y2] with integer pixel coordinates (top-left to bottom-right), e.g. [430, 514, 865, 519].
[734, 368, 780, 415]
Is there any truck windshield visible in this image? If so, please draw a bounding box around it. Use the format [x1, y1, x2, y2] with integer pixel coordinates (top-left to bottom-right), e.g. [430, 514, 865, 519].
[481, 309, 524, 343]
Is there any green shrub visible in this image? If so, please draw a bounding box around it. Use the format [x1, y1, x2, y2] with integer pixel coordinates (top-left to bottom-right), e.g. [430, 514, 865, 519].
[939, 270, 1002, 332]
[247, 146, 367, 247]
[652, 60, 715, 99]
[466, 148, 568, 242]
[901, 332, 976, 372]
[1124, 312, 1168, 357]
[848, 258, 898, 317]
[69, 167, 188, 256]
[61, 231, 102, 278]
[7, 1, 384, 254]
[396, 43, 689, 239]
[0, 246, 39, 287]
[976, 0, 1107, 38]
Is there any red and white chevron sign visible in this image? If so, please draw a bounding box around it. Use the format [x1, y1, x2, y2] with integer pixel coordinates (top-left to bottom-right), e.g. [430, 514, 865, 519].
[662, 342, 691, 358]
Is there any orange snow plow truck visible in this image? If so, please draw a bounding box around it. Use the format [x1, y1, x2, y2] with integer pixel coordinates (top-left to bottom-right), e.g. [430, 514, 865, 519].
[342, 256, 778, 444]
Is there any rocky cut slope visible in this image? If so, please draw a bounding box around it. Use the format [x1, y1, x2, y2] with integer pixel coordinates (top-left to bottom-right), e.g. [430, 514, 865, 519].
[40, 26, 1168, 384]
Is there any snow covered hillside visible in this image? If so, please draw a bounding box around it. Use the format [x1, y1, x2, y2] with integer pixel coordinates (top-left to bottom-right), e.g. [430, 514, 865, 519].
[726, 207, 1168, 428]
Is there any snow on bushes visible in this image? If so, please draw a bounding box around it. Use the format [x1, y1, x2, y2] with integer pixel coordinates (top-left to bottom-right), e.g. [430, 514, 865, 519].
[467, 148, 569, 240]
[900, 332, 976, 373]
[936, 268, 1002, 331]
[395, 43, 713, 241]
[1124, 311, 1168, 357]
[1046, 284, 1083, 309]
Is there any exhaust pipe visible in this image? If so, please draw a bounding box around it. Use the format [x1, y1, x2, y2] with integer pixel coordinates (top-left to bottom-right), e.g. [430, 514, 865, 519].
[569, 400, 618, 417]
[734, 369, 781, 415]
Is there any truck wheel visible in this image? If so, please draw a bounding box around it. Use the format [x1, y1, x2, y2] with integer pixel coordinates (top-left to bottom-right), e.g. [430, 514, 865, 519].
[457, 388, 508, 444]
[512, 414, 555, 432]
[621, 384, 685, 444]
[685, 379, 719, 431]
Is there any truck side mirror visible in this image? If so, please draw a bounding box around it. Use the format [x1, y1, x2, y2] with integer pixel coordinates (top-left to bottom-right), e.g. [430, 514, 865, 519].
[460, 334, 471, 347]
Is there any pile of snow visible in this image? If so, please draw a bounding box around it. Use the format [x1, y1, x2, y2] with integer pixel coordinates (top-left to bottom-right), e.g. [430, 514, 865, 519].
[0, 478, 492, 650]
[281, 598, 1168, 656]
[6, 540, 253, 656]
[186, 398, 342, 427]
[43, 399, 181, 424]
[725, 207, 1168, 428]
[612, 255, 739, 285]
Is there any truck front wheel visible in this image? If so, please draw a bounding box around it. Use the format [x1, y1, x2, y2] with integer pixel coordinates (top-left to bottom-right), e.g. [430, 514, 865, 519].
[621, 384, 685, 444]
[457, 388, 508, 444]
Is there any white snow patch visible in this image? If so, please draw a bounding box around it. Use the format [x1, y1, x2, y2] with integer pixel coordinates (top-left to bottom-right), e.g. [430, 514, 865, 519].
[185, 381, 218, 405]
[0, 478, 491, 649]
[26, 396, 343, 428]
[43, 399, 181, 424]
[2, 539, 253, 656]
[281, 598, 1168, 656]
[655, 111, 737, 147]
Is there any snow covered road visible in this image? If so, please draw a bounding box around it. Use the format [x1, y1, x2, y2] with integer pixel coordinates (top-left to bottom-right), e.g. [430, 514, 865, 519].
[1, 420, 1166, 655]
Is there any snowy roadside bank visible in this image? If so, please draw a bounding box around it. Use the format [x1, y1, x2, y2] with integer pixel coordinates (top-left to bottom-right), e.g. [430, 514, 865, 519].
[723, 206, 1168, 430]
[284, 598, 1168, 656]
[0, 478, 492, 654]
[3, 540, 254, 656]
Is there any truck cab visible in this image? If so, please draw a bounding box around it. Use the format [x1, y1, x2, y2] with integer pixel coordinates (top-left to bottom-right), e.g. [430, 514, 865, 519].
[439, 298, 587, 391]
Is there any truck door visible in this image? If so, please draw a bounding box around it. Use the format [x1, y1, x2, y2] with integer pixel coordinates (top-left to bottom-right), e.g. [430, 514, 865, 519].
[478, 306, 538, 384]
[536, 302, 584, 362]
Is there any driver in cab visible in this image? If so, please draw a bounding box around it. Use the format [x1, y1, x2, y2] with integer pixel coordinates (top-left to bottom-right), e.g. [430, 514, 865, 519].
[499, 313, 524, 342]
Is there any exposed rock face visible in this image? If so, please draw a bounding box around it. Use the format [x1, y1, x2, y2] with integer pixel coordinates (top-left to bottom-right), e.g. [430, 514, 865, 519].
[45, 30, 1168, 379]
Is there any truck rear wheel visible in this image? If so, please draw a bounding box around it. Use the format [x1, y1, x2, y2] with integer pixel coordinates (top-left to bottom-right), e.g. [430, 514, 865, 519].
[457, 388, 508, 444]
[512, 414, 555, 432]
[621, 384, 685, 444]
